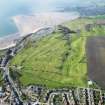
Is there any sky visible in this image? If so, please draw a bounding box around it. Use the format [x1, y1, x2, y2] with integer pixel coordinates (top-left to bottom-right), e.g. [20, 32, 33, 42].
[0, 0, 103, 14]
[0, 0, 104, 17]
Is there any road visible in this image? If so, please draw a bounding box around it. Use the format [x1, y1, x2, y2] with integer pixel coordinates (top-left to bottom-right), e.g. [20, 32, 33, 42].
[0, 48, 23, 105]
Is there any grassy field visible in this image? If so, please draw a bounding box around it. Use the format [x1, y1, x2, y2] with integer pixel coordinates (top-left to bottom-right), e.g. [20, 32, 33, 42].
[10, 17, 105, 88]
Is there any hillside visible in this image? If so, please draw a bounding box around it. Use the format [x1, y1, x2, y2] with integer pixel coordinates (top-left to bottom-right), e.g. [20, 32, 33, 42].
[9, 18, 105, 88]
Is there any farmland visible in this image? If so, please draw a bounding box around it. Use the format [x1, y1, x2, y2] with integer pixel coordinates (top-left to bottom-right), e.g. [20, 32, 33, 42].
[86, 36, 105, 89]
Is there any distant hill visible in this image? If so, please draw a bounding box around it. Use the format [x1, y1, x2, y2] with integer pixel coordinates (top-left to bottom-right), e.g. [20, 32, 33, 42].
[58, 0, 105, 16]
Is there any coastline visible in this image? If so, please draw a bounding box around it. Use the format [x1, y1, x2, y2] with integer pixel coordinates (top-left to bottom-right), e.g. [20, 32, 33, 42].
[12, 12, 79, 36]
[0, 33, 21, 50]
[0, 12, 80, 50]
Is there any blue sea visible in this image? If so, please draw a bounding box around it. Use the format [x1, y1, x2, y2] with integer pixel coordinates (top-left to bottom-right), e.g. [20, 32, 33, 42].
[0, 0, 103, 37]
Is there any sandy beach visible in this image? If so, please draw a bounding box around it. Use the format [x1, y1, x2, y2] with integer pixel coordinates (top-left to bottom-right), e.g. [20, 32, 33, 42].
[13, 12, 79, 36]
[0, 12, 79, 50]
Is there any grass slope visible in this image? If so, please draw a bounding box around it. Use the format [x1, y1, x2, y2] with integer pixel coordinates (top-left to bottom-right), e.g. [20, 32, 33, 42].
[10, 17, 105, 88]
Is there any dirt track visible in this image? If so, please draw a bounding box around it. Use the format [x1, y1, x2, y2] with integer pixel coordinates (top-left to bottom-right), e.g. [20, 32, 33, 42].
[86, 36, 105, 88]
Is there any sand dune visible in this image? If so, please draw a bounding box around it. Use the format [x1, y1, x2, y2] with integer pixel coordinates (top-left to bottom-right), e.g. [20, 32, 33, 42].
[13, 12, 79, 36]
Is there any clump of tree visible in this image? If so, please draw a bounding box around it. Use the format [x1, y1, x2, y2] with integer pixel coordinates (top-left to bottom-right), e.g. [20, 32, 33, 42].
[57, 25, 76, 72]
[85, 24, 94, 32]
[9, 66, 22, 88]
[53, 94, 63, 105]
[58, 25, 76, 46]
[58, 25, 76, 35]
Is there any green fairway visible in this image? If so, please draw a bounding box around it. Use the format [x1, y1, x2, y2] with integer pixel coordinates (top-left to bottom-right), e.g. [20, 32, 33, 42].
[10, 18, 105, 88]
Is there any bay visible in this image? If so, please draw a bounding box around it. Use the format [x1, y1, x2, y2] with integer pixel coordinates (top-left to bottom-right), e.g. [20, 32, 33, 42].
[0, 0, 103, 37]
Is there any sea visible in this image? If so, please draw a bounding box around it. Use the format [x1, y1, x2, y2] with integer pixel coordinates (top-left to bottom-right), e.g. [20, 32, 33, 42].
[0, 0, 101, 37]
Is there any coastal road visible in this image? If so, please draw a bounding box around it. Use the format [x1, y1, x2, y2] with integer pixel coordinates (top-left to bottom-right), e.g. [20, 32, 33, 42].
[0, 48, 23, 105]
